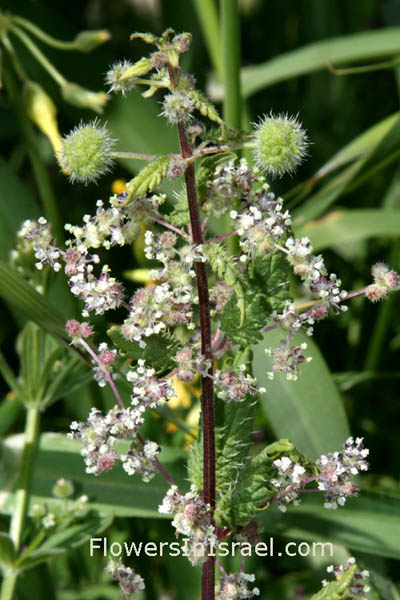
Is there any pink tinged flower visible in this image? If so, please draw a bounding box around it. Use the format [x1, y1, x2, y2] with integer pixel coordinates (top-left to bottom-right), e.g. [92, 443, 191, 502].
[66, 319, 81, 337]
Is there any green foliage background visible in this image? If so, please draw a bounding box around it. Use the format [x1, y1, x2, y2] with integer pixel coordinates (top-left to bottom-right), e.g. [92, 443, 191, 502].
[0, 0, 400, 598]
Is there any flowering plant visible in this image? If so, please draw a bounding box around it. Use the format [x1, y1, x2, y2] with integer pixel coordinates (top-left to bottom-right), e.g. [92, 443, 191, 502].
[1, 10, 400, 600]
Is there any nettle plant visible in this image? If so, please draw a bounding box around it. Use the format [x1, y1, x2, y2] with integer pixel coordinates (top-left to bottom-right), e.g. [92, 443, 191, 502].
[19, 30, 398, 600]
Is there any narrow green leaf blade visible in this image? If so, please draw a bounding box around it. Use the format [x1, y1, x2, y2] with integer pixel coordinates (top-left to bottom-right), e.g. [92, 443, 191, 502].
[296, 209, 400, 251]
[0, 261, 68, 344]
[242, 28, 400, 97]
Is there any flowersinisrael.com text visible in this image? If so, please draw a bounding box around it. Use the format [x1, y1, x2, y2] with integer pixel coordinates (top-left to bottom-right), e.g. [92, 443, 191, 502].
[90, 537, 334, 560]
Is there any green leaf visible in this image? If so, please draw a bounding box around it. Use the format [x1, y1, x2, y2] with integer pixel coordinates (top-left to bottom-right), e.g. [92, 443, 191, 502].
[0, 433, 187, 518]
[216, 439, 315, 528]
[187, 88, 223, 126]
[294, 113, 400, 224]
[296, 209, 400, 251]
[0, 260, 68, 346]
[107, 326, 179, 373]
[221, 288, 269, 345]
[205, 243, 248, 326]
[0, 532, 16, 567]
[259, 491, 400, 560]
[0, 157, 39, 260]
[17, 513, 113, 571]
[196, 151, 236, 206]
[311, 565, 356, 600]
[168, 189, 190, 226]
[242, 28, 400, 97]
[253, 328, 350, 459]
[126, 155, 170, 201]
[313, 112, 399, 181]
[248, 250, 291, 313]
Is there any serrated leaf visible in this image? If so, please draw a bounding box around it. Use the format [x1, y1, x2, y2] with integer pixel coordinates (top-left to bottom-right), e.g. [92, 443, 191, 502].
[107, 325, 179, 373]
[248, 250, 292, 313]
[168, 189, 190, 226]
[205, 243, 247, 326]
[221, 289, 268, 345]
[126, 156, 170, 201]
[216, 439, 315, 528]
[187, 89, 223, 126]
[311, 565, 356, 600]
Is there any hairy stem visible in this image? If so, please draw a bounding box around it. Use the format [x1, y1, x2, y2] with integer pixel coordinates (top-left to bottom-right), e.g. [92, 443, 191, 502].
[168, 64, 216, 600]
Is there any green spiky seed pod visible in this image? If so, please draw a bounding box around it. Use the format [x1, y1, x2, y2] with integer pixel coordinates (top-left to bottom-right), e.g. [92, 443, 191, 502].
[252, 113, 308, 178]
[60, 119, 116, 185]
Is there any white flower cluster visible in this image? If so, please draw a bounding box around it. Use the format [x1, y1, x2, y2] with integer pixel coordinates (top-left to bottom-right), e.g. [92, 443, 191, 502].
[216, 572, 260, 599]
[214, 365, 265, 403]
[159, 485, 218, 566]
[127, 359, 176, 408]
[121, 439, 161, 482]
[105, 560, 145, 596]
[122, 281, 194, 348]
[19, 218, 62, 272]
[270, 437, 369, 512]
[230, 191, 291, 261]
[265, 338, 311, 381]
[270, 456, 307, 512]
[68, 402, 159, 481]
[316, 436, 369, 509]
[175, 346, 211, 381]
[19, 195, 165, 317]
[323, 557, 370, 597]
[285, 236, 348, 313]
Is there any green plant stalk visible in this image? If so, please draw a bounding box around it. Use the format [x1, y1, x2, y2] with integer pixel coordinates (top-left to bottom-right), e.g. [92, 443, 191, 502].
[192, 0, 223, 81]
[0, 571, 18, 600]
[220, 0, 242, 129]
[11, 15, 82, 51]
[9, 406, 41, 549]
[0, 406, 41, 600]
[9, 24, 66, 87]
[220, 0, 242, 254]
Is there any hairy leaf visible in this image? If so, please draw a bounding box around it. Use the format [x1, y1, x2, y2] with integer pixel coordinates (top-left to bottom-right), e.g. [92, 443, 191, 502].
[126, 155, 170, 201]
[221, 288, 269, 345]
[248, 250, 291, 313]
[205, 243, 247, 326]
[216, 439, 315, 528]
[107, 325, 179, 373]
[187, 89, 224, 127]
[168, 189, 190, 226]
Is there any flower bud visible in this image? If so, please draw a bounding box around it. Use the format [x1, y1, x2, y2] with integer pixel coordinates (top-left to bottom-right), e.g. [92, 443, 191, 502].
[60, 119, 116, 185]
[105, 58, 152, 95]
[61, 82, 108, 114]
[24, 81, 62, 158]
[252, 113, 308, 178]
[73, 29, 111, 52]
